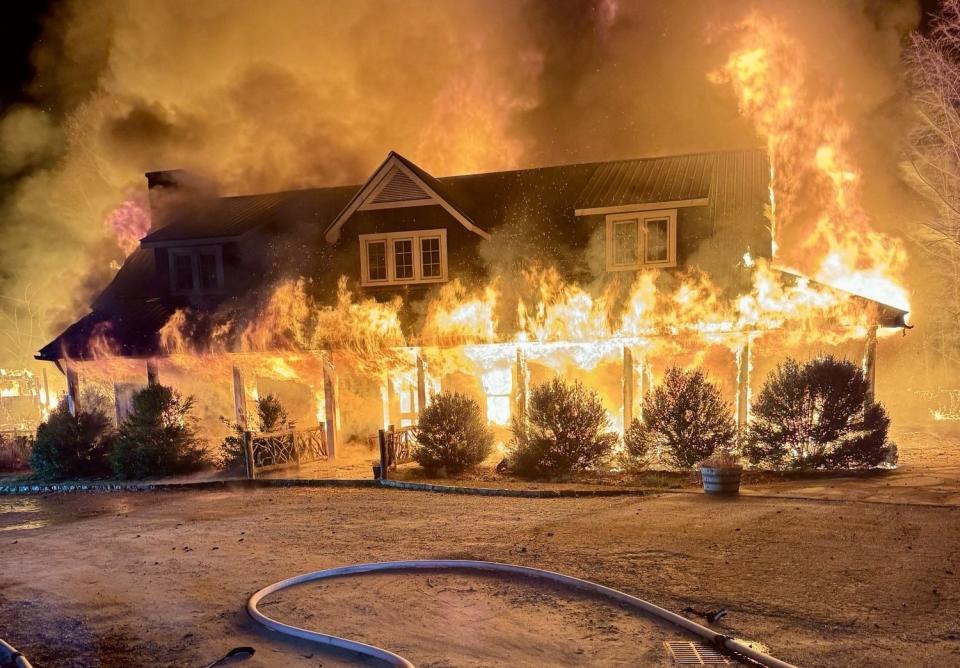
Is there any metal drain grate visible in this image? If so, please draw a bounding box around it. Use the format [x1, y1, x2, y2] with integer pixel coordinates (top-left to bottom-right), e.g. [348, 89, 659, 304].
[664, 641, 734, 665]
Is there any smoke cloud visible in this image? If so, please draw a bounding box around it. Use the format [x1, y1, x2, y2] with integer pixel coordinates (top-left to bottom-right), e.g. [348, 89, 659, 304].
[0, 0, 922, 370]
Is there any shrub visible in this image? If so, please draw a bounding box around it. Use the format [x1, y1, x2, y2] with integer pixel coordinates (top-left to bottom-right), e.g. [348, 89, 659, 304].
[640, 367, 737, 469]
[220, 394, 295, 471]
[509, 377, 618, 479]
[30, 400, 114, 480]
[745, 356, 894, 469]
[0, 433, 33, 473]
[620, 418, 653, 470]
[413, 392, 493, 474]
[112, 384, 209, 478]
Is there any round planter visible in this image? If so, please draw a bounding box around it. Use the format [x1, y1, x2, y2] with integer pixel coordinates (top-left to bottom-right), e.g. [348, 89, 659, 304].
[700, 465, 742, 495]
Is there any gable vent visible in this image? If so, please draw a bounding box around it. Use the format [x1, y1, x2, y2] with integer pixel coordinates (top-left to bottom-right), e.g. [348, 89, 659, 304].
[371, 168, 431, 204]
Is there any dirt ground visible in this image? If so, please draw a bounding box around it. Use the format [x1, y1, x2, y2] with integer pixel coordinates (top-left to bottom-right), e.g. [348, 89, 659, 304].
[1, 425, 960, 667]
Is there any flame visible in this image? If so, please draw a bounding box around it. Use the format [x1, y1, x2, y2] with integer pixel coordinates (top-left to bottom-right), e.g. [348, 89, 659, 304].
[104, 192, 152, 256]
[711, 12, 910, 312]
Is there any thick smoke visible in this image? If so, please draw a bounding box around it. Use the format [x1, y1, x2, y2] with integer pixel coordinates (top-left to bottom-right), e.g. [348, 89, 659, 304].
[0, 0, 921, 373]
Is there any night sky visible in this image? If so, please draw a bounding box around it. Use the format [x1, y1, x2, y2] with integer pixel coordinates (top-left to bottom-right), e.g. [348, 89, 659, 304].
[0, 2, 51, 107]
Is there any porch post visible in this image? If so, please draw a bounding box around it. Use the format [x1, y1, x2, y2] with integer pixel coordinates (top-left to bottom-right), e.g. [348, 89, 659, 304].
[636, 357, 646, 421]
[736, 337, 751, 429]
[382, 375, 395, 429]
[114, 383, 124, 426]
[323, 357, 340, 459]
[146, 360, 160, 386]
[65, 362, 81, 417]
[416, 354, 427, 416]
[514, 347, 530, 423]
[42, 368, 51, 418]
[863, 325, 878, 406]
[232, 365, 248, 429]
[242, 430, 256, 480]
[622, 345, 634, 431]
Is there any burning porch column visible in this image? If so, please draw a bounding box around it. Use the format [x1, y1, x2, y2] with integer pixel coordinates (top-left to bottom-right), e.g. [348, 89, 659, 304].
[416, 354, 427, 416]
[65, 362, 81, 416]
[514, 347, 530, 423]
[42, 368, 51, 418]
[736, 337, 751, 429]
[381, 375, 395, 428]
[323, 357, 340, 459]
[146, 360, 160, 386]
[863, 325, 878, 406]
[622, 346, 634, 430]
[232, 365, 249, 429]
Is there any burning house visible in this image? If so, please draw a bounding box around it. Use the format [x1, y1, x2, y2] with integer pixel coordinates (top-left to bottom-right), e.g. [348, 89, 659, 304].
[37, 147, 908, 465]
[0, 368, 53, 435]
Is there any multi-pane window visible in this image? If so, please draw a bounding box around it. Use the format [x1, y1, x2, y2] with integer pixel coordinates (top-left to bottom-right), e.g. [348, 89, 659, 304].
[173, 254, 194, 292]
[367, 241, 387, 281]
[198, 251, 220, 290]
[645, 218, 670, 263]
[612, 220, 640, 267]
[360, 230, 447, 286]
[393, 239, 414, 279]
[170, 246, 224, 295]
[605, 210, 676, 271]
[420, 237, 442, 278]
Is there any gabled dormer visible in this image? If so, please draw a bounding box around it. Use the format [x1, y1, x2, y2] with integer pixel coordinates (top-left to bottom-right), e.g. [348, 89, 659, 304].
[325, 152, 489, 288]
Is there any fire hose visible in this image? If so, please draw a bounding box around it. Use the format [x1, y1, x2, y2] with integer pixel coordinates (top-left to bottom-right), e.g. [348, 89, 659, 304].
[0, 637, 32, 668]
[247, 559, 797, 668]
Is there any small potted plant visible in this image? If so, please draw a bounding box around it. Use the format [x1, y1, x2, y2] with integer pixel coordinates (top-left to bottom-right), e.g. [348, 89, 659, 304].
[699, 448, 743, 495]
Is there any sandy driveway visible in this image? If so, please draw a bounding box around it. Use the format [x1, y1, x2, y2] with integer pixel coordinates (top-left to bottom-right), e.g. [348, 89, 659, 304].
[1, 478, 959, 667]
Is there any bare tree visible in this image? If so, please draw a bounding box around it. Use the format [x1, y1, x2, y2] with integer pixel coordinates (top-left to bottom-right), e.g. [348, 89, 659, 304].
[0, 287, 50, 368]
[906, 0, 960, 370]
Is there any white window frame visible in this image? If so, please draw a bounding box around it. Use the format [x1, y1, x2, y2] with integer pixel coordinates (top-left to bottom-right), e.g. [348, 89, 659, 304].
[169, 245, 225, 295]
[605, 209, 677, 272]
[359, 229, 448, 286]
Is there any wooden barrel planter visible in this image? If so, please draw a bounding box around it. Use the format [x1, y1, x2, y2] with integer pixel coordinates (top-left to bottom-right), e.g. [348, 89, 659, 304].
[700, 465, 742, 495]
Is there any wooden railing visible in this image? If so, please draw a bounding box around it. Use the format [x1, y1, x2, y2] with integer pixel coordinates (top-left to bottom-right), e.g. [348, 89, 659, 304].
[376, 425, 418, 477]
[244, 425, 328, 475]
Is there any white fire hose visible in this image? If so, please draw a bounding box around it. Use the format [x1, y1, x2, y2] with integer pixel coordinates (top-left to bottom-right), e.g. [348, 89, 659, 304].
[0, 637, 33, 668]
[247, 559, 797, 668]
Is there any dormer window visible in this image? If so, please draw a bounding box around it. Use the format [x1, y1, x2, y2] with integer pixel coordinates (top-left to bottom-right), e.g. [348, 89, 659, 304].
[169, 246, 224, 295]
[360, 230, 448, 286]
[605, 209, 677, 272]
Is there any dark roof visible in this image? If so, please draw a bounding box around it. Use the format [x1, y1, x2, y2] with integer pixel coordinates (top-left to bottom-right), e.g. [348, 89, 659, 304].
[140, 186, 357, 245]
[36, 300, 175, 361]
[575, 152, 715, 210]
[142, 149, 769, 248]
[36, 248, 175, 361]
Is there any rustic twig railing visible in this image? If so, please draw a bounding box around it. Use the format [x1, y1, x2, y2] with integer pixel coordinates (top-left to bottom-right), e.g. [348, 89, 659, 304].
[0, 431, 33, 470]
[376, 425, 418, 479]
[242, 425, 328, 477]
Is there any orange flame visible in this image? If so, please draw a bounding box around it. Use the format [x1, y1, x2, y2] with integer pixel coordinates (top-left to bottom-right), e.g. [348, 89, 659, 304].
[711, 12, 910, 311]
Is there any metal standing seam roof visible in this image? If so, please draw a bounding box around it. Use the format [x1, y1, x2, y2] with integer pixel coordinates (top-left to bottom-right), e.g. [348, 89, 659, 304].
[574, 152, 719, 210]
[707, 149, 771, 229]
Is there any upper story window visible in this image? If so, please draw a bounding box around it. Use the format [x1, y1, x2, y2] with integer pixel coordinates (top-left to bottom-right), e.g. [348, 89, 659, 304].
[169, 246, 225, 295]
[605, 209, 677, 272]
[360, 229, 448, 286]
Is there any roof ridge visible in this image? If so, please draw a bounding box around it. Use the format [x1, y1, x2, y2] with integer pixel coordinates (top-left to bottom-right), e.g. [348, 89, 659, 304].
[216, 183, 361, 201]
[435, 147, 767, 181]
[196, 148, 767, 200]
